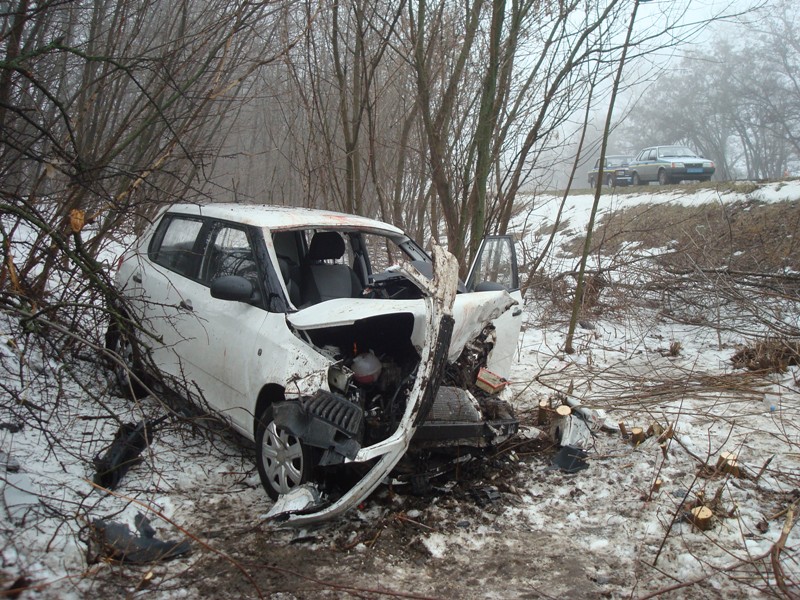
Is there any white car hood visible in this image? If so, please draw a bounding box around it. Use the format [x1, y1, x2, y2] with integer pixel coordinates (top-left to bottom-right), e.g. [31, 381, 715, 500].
[287, 291, 515, 363]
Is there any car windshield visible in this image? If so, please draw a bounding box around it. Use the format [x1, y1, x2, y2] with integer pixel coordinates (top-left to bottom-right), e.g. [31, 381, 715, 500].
[607, 156, 632, 167]
[659, 146, 696, 158]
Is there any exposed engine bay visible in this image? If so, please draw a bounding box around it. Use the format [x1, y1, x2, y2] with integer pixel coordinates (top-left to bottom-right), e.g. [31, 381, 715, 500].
[269, 248, 519, 525]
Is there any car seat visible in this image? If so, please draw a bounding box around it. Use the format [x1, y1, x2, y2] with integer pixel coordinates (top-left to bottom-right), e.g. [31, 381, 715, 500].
[300, 231, 362, 306]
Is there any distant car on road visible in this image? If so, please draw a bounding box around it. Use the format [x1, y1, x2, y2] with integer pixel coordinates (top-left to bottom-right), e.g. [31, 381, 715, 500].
[629, 146, 714, 185]
[588, 155, 633, 187]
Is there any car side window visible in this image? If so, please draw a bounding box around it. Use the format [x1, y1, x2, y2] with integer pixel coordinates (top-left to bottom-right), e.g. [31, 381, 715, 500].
[148, 216, 205, 279]
[204, 226, 259, 286]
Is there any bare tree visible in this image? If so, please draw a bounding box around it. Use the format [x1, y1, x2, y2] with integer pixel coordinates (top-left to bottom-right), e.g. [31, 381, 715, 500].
[0, 0, 300, 345]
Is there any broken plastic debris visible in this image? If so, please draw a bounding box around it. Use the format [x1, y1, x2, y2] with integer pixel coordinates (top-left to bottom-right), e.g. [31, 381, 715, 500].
[93, 417, 165, 489]
[90, 514, 191, 563]
[4, 472, 40, 525]
[0, 450, 20, 473]
[550, 446, 589, 473]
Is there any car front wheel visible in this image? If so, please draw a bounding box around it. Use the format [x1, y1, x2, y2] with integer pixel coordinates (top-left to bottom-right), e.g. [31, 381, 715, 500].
[658, 169, 670, 186]
[606, 174, 614, 186]
[256, 404, 313, 500]
[589, 176, 596, 188]
[632, 172, 641, 186]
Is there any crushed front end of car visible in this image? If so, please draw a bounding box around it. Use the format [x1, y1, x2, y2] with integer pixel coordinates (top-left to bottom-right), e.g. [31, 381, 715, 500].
[265, 244, 519, 525]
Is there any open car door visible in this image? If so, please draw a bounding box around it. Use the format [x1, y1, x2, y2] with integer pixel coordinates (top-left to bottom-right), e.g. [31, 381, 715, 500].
[465, 235, 523, 377]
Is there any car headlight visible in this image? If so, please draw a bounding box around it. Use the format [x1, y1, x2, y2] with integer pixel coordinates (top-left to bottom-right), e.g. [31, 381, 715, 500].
[671, 162, 685, 169]
[703, 161, 713, 168]
[286, 369, 329, 398]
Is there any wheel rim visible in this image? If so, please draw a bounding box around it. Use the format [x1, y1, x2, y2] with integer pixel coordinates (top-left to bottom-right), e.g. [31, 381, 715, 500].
[261, 422, 304, 494]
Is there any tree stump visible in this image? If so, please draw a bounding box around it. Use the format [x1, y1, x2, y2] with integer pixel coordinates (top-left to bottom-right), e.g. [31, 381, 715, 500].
[690, 506, 714, 531]
[555, 405, 572, 418]
[537, 400, 555, 426]
[716, 452, 741, 478]
[656, 425, 674, 444]
[647, 421, 664, 438]
[630, 427, 646, 446]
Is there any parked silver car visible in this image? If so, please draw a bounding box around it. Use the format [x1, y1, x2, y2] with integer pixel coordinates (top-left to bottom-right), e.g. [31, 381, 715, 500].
[629, 146, 715, 185]
[110, 204, 523, 524]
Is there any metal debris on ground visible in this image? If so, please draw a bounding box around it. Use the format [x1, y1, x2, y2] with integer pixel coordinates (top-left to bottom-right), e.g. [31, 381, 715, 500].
[88, 513, 192, 563]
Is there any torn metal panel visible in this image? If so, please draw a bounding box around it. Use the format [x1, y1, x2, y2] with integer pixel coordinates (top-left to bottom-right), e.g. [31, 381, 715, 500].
[267, 242, 459, 525]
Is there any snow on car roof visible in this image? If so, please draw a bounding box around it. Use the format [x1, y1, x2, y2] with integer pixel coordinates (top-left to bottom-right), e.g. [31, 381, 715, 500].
[163, 203, 405, 235]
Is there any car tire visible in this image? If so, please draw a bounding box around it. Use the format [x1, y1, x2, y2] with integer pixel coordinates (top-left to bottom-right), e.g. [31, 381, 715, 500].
[606, 174, 614, 187]
[105, 324, 147, 399]
[658, 169, 669, 186]
[256, 404, 313, 500]
[589, 176, 596, 188]
[632, 172, 641, 186]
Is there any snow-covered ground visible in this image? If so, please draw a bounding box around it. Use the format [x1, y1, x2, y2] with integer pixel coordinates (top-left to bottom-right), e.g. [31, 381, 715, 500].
[2, 181, 800, 598]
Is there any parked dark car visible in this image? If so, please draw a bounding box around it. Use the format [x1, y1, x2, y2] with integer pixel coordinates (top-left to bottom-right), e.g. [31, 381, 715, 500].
[629, 146, 715, 185]
[588, 155, 633, 187]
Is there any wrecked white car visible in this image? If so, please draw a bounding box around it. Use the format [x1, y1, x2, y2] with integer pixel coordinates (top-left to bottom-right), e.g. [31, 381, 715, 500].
[111, 204, 523, 525]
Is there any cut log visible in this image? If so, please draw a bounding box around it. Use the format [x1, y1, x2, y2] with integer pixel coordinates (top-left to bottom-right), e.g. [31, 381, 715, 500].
[690, 506, 714, 531]
[630, 427, 646, 446]
[555, 405, 572, 418]
[652, 478, 663, 494]
[618, 421, 629, 439]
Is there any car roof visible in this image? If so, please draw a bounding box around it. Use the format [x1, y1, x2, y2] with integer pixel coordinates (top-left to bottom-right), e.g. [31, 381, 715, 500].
[641, 145, 695, 151]
[163, 203, 405, 235]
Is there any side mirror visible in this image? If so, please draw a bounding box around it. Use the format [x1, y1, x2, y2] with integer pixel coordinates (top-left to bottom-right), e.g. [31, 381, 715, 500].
[210, 275, 260, 304]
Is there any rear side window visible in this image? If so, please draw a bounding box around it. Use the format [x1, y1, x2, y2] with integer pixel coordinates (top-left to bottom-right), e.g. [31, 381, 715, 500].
[148, 216, 205, 279]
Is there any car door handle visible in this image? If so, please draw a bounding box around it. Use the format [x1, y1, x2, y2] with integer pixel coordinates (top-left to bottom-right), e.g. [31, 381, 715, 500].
[512, 307, 522, 317]
[132, 273, 142, 283]
[179, 299, 193, 312]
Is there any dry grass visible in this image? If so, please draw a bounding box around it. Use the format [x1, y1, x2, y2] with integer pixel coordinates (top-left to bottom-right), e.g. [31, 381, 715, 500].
[731, 339, 800, 373]
[562, 198, 800, 274]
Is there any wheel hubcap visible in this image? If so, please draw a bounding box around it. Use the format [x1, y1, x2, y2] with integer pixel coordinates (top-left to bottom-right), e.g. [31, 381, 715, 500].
[261, 422, 304, 494]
